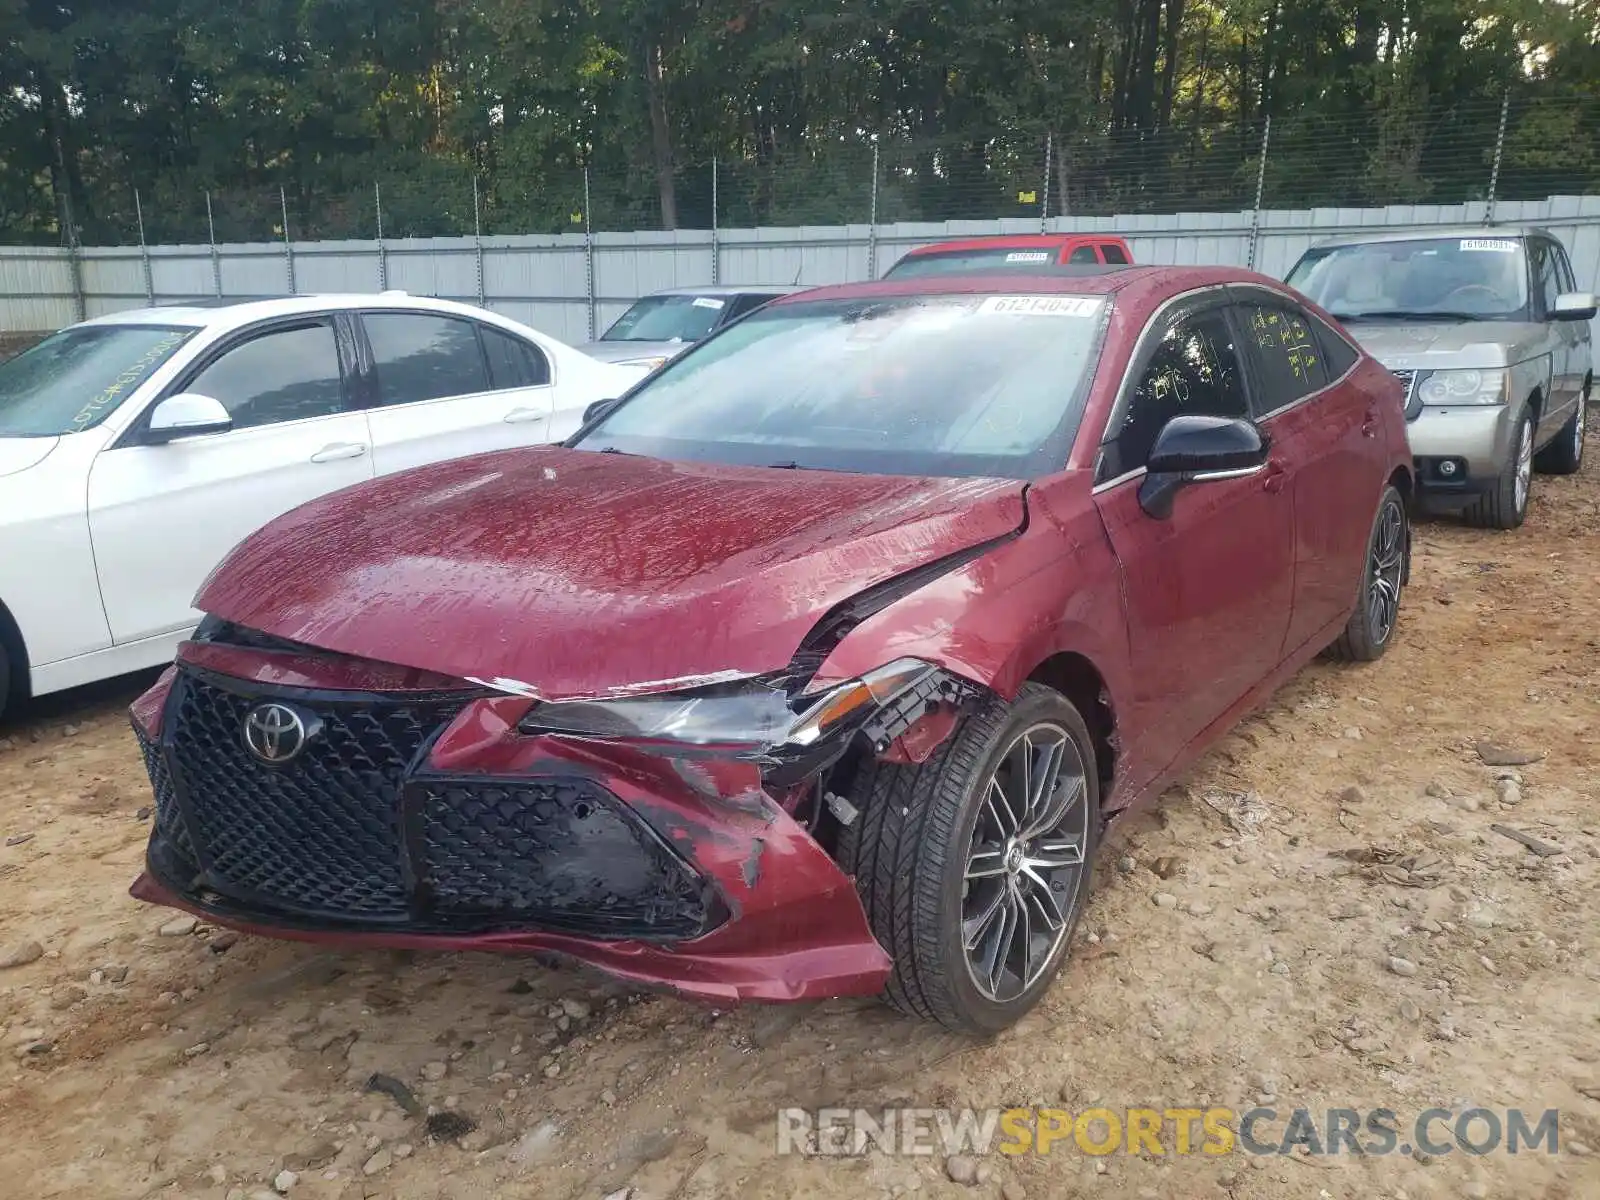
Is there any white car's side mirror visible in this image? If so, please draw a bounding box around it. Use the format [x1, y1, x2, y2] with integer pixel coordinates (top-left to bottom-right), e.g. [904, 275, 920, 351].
[145, 393, 233, 444]
[1552, 292, 1598, 322]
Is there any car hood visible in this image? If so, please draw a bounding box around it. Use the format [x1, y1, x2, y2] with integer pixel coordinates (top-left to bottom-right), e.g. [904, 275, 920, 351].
[1342, 320, 1549, 371]
[196, 447, 1027, 700]
[0, 436, 59, 478]
[577, 340, 692, 366]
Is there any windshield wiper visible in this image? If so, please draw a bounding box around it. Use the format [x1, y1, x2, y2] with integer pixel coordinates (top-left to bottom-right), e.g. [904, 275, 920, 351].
[1331, 309, 1486, 322]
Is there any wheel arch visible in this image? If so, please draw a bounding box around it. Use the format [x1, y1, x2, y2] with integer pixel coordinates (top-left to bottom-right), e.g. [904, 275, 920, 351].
[1024, 651, 1118, 803]
[1525, 383, 1545, 429]
[0, 594, 31, 709]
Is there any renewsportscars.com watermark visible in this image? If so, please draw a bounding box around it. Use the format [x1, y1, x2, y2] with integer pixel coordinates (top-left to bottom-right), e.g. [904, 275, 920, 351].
[776, 1106, 1566, 1158]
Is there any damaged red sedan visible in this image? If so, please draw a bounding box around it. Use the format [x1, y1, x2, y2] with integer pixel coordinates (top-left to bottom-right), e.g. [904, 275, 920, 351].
[131, 267, 1413, 1033]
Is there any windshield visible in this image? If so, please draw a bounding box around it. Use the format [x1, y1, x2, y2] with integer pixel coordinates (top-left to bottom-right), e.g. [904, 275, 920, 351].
[1287, 237, 1530, 321]
[575, 292, 1109, 479]
[884, 248, 1070, 279]
[600, 294, 730, 343]
[0, 324, 196, 438]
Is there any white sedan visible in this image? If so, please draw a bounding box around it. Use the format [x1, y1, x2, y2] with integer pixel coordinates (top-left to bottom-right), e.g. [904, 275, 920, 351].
[0, 293, 647, 717]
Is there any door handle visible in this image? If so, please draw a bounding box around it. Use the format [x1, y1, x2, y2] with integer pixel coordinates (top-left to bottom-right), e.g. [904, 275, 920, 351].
[310, 442, 368, 462]
[504, 407, 544, 424]
[1263, 460, 1288, 494]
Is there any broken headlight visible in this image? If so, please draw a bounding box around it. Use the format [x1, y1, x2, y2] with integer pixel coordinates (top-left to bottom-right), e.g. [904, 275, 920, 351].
[516, 658, 941, 752]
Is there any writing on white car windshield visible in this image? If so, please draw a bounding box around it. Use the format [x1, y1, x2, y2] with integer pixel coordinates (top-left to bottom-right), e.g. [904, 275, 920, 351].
[1288, 237, 1531, 322]
[600, 294, 728, 343]
[0, 324, 196, 438]
[575, 293, 1109, 480]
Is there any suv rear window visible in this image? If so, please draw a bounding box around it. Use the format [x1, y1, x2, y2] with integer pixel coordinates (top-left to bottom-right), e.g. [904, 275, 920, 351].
[884, 249, 1072, 279]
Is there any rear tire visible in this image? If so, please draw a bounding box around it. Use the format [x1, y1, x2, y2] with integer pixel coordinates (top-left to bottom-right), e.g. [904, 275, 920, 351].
[1464, 410, 1533, 530]
[837, 683, 1101, 1035]
[1329, 485, 1407, 662]
[0, 643, 10, 725]
[1534, 388, 1586, 476]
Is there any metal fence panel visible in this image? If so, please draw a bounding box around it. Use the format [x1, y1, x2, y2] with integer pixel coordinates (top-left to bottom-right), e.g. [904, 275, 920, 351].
[0, 248, 75, 331]
[5, 198, 1598, 351]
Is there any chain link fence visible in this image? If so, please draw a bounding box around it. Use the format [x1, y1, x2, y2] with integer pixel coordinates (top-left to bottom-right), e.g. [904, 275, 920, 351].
[5, 89, 1599, 345]
[35, 92, 1599, 250]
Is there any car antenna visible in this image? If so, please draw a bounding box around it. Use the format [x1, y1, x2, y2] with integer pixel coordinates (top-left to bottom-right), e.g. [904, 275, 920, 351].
[792, 265, 803, 286]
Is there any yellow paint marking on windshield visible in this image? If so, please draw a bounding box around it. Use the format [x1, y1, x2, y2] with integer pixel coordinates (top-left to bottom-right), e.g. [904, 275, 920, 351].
[67, 331, 188, 433]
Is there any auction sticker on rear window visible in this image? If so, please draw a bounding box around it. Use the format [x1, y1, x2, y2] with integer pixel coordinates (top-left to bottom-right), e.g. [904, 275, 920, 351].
[691, 296, 726, 309]
[1004, 251, 1052, 264]
[977, 295, 1101, 317]
[1460, 239, 1517, 253]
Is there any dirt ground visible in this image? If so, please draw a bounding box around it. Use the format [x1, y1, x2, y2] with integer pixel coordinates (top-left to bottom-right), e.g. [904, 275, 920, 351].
[3, 446, 1598, 1200]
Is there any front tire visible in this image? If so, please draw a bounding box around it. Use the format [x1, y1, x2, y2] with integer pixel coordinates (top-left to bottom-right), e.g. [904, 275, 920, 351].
[837, 683, 1100, 1034]
[1329, 485, 1407, 662]
[1464, 410, 1534, 530]
[1534, 387, 1586, 476]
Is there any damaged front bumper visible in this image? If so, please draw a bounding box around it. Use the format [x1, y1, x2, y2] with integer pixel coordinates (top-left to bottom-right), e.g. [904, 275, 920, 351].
[128, 640, 977, 1003]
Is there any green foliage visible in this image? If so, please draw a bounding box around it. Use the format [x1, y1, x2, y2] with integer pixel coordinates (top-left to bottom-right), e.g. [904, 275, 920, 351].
[0, 0, 1596, 244]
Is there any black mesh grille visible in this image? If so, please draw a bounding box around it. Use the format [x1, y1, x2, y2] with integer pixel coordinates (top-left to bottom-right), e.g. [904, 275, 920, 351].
[167, 673, 472, 919]
[134, 723, 194, 861]
[418, 781, 711, 938]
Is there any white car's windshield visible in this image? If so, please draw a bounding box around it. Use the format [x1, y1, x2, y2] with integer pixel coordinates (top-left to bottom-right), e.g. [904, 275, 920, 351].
[576, 292, 1109, 479]
[0, 324, 196, 438]
[1287, 237, 1531, 322]
[600, 295, 728, 343]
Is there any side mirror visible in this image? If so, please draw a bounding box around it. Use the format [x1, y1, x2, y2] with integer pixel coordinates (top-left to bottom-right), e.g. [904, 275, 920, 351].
[1138, 415, 1270, 519]
[145, 393, 233, 444]
[1552, 292, 1598, 322]
[583, 397, 621, 426]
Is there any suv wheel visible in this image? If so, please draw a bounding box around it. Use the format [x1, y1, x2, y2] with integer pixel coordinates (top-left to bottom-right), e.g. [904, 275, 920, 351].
[1465, 410, 1534, 530]
[1534, 387, 1586, 476]
[837, 683, 1101, 1034]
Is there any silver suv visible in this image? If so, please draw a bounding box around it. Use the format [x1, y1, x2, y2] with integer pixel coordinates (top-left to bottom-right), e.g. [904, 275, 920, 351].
[1287, 227, 1595, 529]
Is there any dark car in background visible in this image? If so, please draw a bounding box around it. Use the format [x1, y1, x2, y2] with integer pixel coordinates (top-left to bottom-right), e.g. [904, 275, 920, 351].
[577, 285, 802, 372]
[882, 233, 1134, 279]
[130, 267, 1412, 1034]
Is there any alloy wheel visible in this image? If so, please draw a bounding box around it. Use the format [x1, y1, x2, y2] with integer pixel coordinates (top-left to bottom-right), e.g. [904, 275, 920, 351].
[961, 723, 1089, 1003]
[1514, 417, 1534, 514]
[1575, 394, 1587, 461]
[1367, 497, 1406, 645]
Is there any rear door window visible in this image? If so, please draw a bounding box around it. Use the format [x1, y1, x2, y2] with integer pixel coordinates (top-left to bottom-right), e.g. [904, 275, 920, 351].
[363, 312, 490, 406]
[1233, 302, 1328, 415]
[1100, 243, 1131, 265]
[481, 325, 551, 388]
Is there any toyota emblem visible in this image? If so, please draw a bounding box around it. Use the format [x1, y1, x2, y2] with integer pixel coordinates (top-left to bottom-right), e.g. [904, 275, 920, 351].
[242, 702, 314, 765]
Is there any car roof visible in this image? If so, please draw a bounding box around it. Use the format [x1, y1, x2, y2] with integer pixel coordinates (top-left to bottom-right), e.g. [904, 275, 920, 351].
[902, 233, 1130, 256]
[1304, 224, 1556, 251]
[74, 292, 516, 332]
[643, 284, 807, 298]
[771, 265, 1268, 306]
